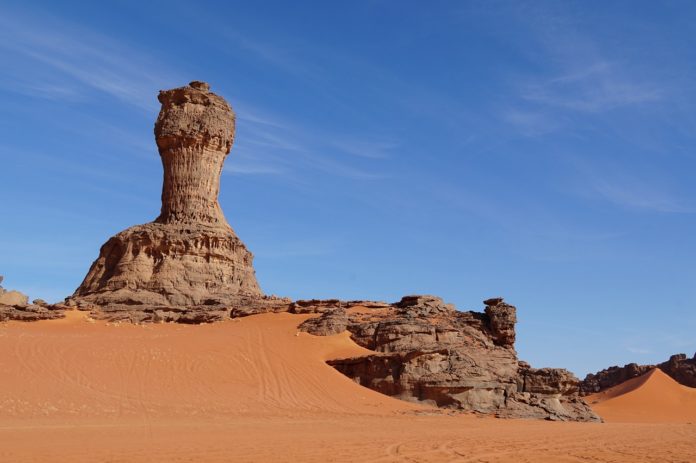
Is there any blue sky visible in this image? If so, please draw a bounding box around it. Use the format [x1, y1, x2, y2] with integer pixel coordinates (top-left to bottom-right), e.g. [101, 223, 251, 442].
[1, 1, 695, 376]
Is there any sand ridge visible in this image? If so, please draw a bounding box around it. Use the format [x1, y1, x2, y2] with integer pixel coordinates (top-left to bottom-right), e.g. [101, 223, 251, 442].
[0, 310, 415, 424]
[1, 311, 695, 462]
[587, 368, 696, 423]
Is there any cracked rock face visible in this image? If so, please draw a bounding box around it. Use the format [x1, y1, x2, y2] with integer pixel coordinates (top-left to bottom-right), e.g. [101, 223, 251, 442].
[303, 296, 599, 422]
[71, 82, 262, 311]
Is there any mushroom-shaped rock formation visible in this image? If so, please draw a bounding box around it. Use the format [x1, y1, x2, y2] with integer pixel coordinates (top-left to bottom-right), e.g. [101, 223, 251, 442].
[70, 82, 283, 319]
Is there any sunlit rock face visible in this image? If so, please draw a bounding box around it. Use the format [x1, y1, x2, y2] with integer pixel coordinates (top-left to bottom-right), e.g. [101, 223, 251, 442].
[303, 296, 601, 422]
[72, 82, 264, 312]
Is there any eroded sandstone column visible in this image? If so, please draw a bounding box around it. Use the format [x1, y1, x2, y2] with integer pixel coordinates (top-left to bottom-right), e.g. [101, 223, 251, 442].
[72, 82, 262, 309]
[155, 81, 233, 226]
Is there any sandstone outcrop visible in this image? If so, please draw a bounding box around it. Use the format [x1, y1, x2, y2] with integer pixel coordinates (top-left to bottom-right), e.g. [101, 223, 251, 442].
[10, 81, 603, 422]
[581, 353, 696, 394]
[302, 296, 599, 421]
[290, 299, 390, 314]
[661, 353, 696, 388]
[0, 276, 65, 322]
[69, 82, 275, 320]
[0, 275, 29, 306]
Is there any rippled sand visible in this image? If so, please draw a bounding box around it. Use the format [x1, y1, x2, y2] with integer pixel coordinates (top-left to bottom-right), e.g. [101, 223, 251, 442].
[1, 311, 694, 462]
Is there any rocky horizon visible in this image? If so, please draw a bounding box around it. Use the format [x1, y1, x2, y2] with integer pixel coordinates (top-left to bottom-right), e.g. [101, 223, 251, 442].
[581, 353, 696, 394]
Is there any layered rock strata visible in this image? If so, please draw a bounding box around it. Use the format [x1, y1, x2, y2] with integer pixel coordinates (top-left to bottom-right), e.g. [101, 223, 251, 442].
[69, 82, 274, 319]
[581, 353, 696, 394]
[0, 276, 65, 322]
[301, 295, 599, 421]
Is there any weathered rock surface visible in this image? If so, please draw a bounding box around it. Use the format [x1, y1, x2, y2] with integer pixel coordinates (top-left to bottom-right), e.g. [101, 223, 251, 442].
[70, 82, 267, 319]
[0, 303, 66, 322]
[581, 353, 696, 394]
[300, 308, 349, 336]
[484, 297, 516, 347]
[303, 295, 599, 421]
[0, 276, 65, 322]
[67, 294, 292, 324]
[290, 299, 390, 314]
[660, 353, 696, 388]
[518, 365, 580, 395]
[0, 275, 29, 306]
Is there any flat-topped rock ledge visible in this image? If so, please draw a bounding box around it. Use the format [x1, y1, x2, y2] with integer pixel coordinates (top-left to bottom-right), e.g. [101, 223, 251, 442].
[0, 275, 65, 322]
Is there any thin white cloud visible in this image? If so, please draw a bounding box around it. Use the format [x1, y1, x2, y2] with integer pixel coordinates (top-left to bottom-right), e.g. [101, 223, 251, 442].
[523, 61, 662, 113]
[330, 139, 398, 159]
[230, 104, 388, 180]
[626, 346, 653, 355]
[0, 81, 84, 102]
[562, 154, 694, 214]
[0, 7, 388, 182]
[231, 35, 324, 80]
[495, 5, 666, 138]
[0, 8, 180, 112]
[590, 176, 693, 214]
[500, 108, 560, 136]
[222, 163, 284, 176]
[259, 237, 339, 259]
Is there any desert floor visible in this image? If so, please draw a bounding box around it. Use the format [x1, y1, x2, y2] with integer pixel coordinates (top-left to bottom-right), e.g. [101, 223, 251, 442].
[1, 311, 694, 462]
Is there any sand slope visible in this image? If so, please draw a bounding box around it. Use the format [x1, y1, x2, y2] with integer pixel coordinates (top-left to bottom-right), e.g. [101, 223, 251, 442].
[1, 311, 695, 462]
[0, 310, 414, 423]
[587, 368, 696, 423]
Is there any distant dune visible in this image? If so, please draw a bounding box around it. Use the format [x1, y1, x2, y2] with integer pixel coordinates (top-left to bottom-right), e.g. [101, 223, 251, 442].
[1, 312, 695, 462]
[587, 368, 696, 423]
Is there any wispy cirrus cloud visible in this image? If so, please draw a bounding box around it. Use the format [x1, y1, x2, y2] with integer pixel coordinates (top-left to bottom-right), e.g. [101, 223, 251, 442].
[0, 7, 180, 112]
[500, 108, 561, 136]
[227, 33, 325, 81]
[626, 346, 653, 355]
[329, 139, 398, 159]
[0, 7, 390, 182]
[228, 101, 392, 180]
[522, 61, 662, 113]
[563, 154, 694, 214]
[590, 176, 693, 214]
[496, 5, 665, 137]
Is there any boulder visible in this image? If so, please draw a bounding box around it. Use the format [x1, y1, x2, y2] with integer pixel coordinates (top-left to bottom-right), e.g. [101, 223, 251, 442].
[484, 297, 516, 347]
[299, 308, 349, 336]
[0, 290, 28, 306]
[394, 295, 455, 317]
[518, 367, 580, 395]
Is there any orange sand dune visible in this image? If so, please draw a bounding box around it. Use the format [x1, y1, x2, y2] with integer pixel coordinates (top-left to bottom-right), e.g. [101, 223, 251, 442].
[587, 368, 696, 423]
[1, 311, 695, 462]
